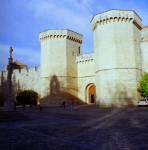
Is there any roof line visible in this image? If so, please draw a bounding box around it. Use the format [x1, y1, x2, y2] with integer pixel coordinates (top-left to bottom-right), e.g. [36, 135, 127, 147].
[39, 29, 83, 36]
[90, 9, 142, 23]
[142, 26, 148, 29]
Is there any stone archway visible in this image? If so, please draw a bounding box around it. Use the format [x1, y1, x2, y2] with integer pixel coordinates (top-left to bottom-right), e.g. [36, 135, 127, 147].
[85, 83, 96, 104]
[89, 85, 96, 103]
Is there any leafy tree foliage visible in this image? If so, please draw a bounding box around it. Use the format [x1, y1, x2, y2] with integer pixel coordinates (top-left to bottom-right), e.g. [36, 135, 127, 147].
[137, 72, 148, 98]
[16, 90, 38, 105]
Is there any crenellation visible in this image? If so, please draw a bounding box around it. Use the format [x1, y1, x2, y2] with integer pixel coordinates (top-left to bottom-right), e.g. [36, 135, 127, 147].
[133, 20, 142, 30]
[39, 29, 83, 44]
[29, 67, 37, 73]
[11, 66, 40, 75]
[21, 68, 28, 74]
[77, 59, 94, 64]
[91, 10, 142, 31]
[38, 66, 41, 71]
[12, 69, 19, 74]
[92, 16, 135, 31]
[40, 34, 82, 43]
[67, 36, 82, 43]
[76, 53, 94, 63]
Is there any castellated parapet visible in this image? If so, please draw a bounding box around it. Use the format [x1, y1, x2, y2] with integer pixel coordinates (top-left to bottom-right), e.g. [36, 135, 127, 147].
[91, 10, 142, 32]
[39, 29, 83, 44]
[76, 53, 94, 62]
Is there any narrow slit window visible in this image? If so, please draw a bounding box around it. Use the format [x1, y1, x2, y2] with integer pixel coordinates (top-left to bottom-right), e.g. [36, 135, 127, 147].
[72, 51, 74, 56]
[78, 47, 80, 54]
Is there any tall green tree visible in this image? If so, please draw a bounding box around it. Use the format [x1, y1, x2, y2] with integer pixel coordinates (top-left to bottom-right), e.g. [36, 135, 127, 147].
[137, 72, 148, 98]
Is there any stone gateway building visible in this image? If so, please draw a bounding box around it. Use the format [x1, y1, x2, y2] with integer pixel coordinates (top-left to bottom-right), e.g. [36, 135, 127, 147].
[0, 10, 148, 106]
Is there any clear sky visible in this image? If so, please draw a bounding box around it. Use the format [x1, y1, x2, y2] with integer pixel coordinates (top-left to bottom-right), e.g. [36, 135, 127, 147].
[0, 0, 148, 71]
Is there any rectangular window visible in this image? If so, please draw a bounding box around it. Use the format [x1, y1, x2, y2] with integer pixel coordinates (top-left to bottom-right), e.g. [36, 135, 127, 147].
[72, 51, 74, 56]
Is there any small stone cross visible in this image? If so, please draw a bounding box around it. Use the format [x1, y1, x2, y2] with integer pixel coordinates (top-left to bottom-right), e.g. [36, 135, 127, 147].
[9, 47, 13, 58]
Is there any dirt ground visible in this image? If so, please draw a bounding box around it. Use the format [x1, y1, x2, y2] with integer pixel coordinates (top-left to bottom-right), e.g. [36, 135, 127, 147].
[0, 104, 148, 150]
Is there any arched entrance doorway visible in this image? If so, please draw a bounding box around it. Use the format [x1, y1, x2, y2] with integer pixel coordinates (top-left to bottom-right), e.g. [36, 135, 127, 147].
[85, 83, 96, 104]
[89, 85, 96, 103]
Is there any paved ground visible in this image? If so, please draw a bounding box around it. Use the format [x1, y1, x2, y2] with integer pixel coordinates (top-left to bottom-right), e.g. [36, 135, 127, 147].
[0, 104, 148, 150]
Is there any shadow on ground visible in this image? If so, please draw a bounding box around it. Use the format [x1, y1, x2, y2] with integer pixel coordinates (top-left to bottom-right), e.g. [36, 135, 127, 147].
[0, 105, 148, 149]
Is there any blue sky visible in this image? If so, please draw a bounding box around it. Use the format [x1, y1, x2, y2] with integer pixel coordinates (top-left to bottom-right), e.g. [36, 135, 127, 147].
[0, 0, 148, 71]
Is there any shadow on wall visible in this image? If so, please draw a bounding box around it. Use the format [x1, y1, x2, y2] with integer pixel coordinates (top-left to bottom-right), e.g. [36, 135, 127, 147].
[11, 73, 40, 104]
[40, 75, 84, 106]
[0, 72, 7, 105]
[11, 73, 21, 102]
[0, 72, 22, 105]
[0, 72, 141, 107]
[0, 71, 41, 105]
[97, 84, 141, 107]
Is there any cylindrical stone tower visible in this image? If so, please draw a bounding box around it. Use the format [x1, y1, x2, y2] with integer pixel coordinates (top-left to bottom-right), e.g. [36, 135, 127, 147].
[91, 10, 142, 106]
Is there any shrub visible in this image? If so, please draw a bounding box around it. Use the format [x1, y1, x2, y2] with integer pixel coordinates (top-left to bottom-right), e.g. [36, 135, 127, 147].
[137, 72, 148, 98]
[16, 90, 38, 105]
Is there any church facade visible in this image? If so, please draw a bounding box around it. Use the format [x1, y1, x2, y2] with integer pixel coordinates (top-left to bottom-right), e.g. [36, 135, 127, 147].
[0, 10, 148, 106]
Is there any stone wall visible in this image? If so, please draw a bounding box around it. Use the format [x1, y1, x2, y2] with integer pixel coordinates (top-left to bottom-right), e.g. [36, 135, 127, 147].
[0, 67, 41, 104]
[77, 53, 95, 103]
[141, 26, 148, 73]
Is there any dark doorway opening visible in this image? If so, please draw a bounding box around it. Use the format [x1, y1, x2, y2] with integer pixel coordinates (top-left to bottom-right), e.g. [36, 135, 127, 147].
[87, 84, 96, 103]
[91, 95, 94, 103]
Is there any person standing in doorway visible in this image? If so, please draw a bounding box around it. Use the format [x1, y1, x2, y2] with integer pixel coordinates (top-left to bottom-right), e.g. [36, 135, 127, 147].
[71, 99, 76, 111]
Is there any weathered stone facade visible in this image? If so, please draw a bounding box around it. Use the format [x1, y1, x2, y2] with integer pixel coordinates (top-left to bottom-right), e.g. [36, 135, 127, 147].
[0, 10, 148, 106]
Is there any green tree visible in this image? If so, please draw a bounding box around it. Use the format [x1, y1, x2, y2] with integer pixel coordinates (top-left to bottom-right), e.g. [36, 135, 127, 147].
[137, 72, 148, 98]
[16, 90, 38, 105]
